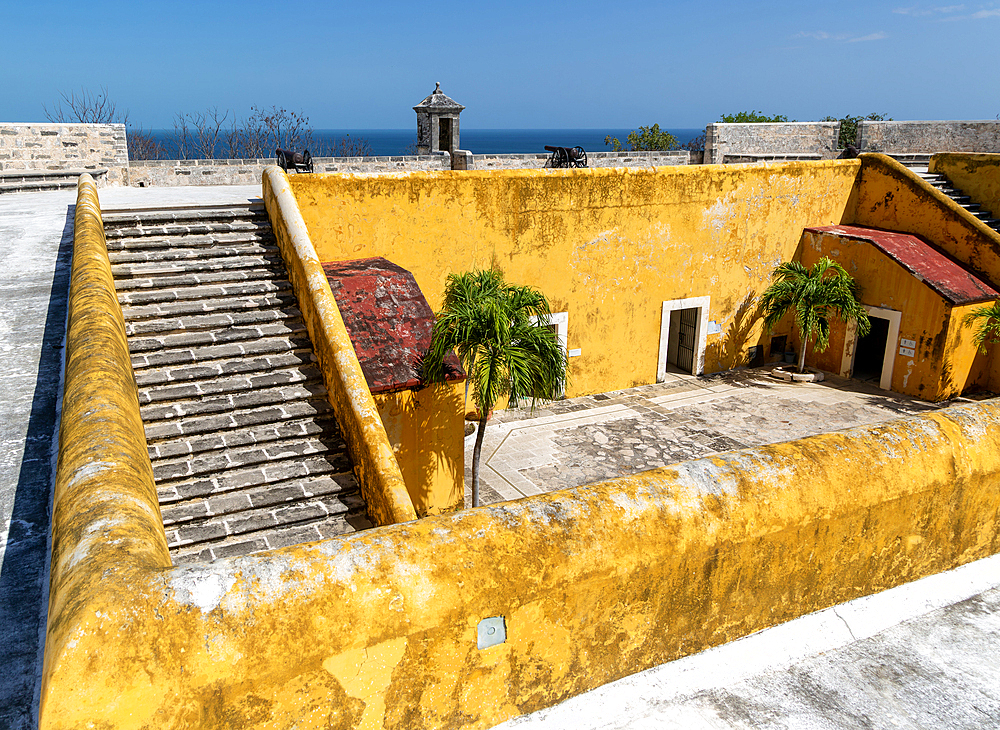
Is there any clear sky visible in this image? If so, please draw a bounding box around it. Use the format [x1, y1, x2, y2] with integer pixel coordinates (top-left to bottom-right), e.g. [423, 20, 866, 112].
[3, 0, 999, 130]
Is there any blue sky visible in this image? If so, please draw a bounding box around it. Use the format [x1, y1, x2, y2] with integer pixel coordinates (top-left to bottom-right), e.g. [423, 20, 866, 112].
[3, 0, 999, 130]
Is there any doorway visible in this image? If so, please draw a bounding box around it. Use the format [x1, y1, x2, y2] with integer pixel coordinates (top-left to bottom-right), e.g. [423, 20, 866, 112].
[438, 118, 452, 153]
[657, 296, 711, 381]
[853, 317, 890, 384]
[840, 305, 901, 391]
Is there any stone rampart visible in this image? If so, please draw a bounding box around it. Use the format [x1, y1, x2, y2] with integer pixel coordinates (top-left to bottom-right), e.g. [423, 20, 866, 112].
[0, 123, 128, 185]
[858, 121, 1000, 155]
[473, 150, 689, 169]
[704, 122, 840, 164]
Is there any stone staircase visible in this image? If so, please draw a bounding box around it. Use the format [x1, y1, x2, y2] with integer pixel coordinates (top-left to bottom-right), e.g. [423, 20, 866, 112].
[0, 168, 107, 194]
[103, 203, 371, 564]
[919, 172, 1000, 233]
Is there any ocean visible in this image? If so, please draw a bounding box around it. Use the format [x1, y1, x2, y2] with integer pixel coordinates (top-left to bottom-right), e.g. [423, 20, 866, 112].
[146, 128, 704, 158]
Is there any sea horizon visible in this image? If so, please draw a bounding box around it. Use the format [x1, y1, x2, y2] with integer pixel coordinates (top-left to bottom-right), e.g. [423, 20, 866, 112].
[146, 128, 705, 158]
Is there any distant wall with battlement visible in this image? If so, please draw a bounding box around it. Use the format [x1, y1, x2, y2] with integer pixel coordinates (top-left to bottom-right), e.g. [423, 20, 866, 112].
[0, 123, 129, 185]
[704, 122, 841, 165]
[858, 120, 1000, 155]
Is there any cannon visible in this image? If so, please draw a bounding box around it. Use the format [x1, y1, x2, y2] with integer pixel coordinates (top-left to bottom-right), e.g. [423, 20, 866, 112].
[545, 145, 587, 169]
[276, 148, 314, 174]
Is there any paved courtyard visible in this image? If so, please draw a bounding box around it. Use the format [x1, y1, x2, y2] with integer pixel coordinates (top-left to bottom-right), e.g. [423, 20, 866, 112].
[465, 367, 985, 506]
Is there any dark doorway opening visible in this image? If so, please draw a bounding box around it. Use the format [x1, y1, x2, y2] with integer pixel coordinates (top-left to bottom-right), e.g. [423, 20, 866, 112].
[854, 316, 890, 383]
[439, 118, 452, 153]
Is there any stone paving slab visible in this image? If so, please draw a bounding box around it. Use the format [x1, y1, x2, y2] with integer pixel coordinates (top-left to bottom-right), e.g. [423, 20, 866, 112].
[464, 368, 975, 506]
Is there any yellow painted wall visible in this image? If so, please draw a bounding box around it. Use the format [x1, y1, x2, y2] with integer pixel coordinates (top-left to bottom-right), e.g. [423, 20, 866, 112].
[374, 380, 466, 516]
[291, 162, 860, 397]
[799, 229, 989, 400]
[853, 154, 1000, 289]
[929, 153, 1000, 219]
[262, 167, 417, 527]
[42, 395, 1000, 730]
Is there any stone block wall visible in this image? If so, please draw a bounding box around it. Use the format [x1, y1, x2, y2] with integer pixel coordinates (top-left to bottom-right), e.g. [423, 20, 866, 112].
[704, 122, 840, 164]
[473, 150, 689, 169]
[0, 123, 128, 185]
[858, 120, 1000, 154]
[128, 155, 453, 186]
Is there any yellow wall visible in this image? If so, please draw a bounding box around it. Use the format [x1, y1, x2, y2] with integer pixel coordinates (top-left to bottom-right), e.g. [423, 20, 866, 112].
[930, 153, 1000, 218]
[43, 392, 1000, 730]
[262, 167, 417, 527]
[853, 154, 1000, 288]
[374, 380, 466, 516]
[800, 229, 989, 400]
[291, 162, 860, 396]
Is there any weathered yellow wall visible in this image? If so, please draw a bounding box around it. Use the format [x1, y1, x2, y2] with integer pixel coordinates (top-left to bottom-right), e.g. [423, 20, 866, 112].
[374, 380, 466, 516]
[853, 154, 1000, 287]
[929, 153, 1000, 218]
[42, 394, 1000, 730]
[291, 162, 860, 396]
[262, 167, 417, 527]
[799, 229, 989, 400]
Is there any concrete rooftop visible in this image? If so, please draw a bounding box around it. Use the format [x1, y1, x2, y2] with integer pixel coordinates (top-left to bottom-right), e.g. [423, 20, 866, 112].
[1, 184, 998, 729]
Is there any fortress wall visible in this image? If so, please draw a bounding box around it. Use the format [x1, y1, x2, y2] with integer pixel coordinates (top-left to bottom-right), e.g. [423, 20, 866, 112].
[291, 161, 860, 398]
[472, 150, 689, 169]
[704, 122, 841, 164]
[0, 123, 128, 184]
[261, 167, 417, 527]
[859, 121, 1000, 155]
[42, 385, 1000, 729]
[128, 155, 452, 186]
[930, 153, 1000, 219]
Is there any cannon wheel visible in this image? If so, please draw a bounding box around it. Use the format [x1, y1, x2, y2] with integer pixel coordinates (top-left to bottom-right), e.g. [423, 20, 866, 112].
[549, 147, 568, 168]
[276, 149, 288, 171]
[571, 146, 588, 168]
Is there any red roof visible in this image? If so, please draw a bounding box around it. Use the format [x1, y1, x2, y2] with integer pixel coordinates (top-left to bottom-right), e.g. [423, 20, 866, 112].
[805, 225, 1000, 305]
[322, 257, 465, 394]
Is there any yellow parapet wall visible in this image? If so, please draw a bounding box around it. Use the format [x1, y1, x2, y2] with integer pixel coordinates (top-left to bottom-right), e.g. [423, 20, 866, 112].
[41, 387, 1000, 728]
[290, 162, 860, 396]
[853, 153, 1000, 286]
[929, 152, 1000, 223]
[41, 175, 172, 722]
[262, 166, 417, 527]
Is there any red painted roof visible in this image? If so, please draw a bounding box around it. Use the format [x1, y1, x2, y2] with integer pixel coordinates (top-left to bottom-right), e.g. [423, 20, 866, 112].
[805, 225, 1000, 305]
[322, 257, 465, 394]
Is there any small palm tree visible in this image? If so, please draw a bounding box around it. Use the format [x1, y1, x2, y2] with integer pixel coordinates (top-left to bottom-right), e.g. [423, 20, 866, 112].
[963, 300, 1000, 353]
[424, 269, 568, 507]
[760, 258, 871, 374]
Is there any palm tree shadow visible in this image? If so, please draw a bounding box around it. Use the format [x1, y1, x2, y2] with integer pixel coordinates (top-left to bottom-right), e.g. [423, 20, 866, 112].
[720, 292, 763, 370]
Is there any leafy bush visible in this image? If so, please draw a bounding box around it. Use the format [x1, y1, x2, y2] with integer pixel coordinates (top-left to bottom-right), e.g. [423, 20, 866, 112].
[821, 113, 892, 148]
[605, 124, 679, 152]
[719, 111, 790, 123]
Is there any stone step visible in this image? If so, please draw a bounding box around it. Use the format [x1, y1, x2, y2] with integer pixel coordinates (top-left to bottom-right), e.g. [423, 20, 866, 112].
[117, 278, 291, 306]
[0, 179, 78, 195]
[105, 230, 276, 251]
[139, 379, 326, 423]
[139, 363, 321, 405]
[128, 319, 307, 353]
[114, 265, 287, 292]
[108, 241, 279, 264]
[111, 252, 283, 278]
[143, 397, 334, 442]
[130, 334, 313, 371]
[124, 304, 301, 336]
[157, 452, 354, 504]
[103, 219, 270, 241]
[134, 349, 315, 389]
[169, 494, 370, 565]
[161, 471, 360, 527]
[121, 292, 298, 323]
[152, 432, 344, 483]
[102, 204, 265, 226]
[148, 414, 337, 462]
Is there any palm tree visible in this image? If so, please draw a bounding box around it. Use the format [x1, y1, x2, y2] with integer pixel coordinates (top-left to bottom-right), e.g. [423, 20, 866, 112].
[424, 269, 568, 507]
[760, 258, 871, 374]
[963, 300, 1000, 354]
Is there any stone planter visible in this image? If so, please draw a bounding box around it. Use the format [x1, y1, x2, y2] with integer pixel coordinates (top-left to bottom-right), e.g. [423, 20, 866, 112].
[770, 366, 825, 383]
